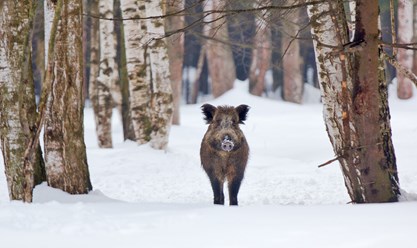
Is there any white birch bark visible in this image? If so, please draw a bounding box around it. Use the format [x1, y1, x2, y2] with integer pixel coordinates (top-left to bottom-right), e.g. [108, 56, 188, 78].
[397, 0, 413, 99]
[120, 0, 152, 144]
[0, 2, 24, 200]
[44, 0, 55, 66]
[0, 0, 45, 201]
[144, 0, 173, 149]
[92, 0, 120, 148]
[308, 0, 400, 203]
[307, 1, 364, 200]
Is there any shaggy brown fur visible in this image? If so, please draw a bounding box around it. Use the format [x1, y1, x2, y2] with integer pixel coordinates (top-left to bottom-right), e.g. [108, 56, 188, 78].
[200, 104, 250, 205]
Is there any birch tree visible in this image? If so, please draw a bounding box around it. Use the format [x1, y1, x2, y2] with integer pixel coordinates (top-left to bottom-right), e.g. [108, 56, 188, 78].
[120, 0, 173, 149]
[0, 0, 46, 201]
[203, 0, 236, 98]
[90, 0, 122, 148]
[114, 0, 135, 141]
[307, 0, 400, 203]
[120, 0, 152, 144]
[397, 0, 413, 99]
[88, 0, 102, 145]
[249, 1, 272, 97]
[145, 0, 174, 149]
[43, 0, 92, 194]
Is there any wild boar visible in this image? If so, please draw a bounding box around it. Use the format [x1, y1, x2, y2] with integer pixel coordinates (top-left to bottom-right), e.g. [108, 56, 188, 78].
[200, 104, 250, 206]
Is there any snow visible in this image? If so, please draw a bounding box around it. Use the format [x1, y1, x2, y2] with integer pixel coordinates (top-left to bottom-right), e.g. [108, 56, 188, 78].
[1, 80, 417, 247]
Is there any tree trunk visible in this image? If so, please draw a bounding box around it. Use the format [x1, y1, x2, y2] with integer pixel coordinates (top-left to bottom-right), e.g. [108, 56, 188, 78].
[88, 0, 103, 147]
[82, 0, 89, 102]
[120, 0, 174, 149]
[43, 0, 92, 194]
[271, 20, 283, 93]
[114, 0, 135, 141]
[249, 1, 272, 97]
[90, 0, 120, 148]
[397, 0, 413, 99]
[307, 0, 399, 203]
[165, 0, 185, 125]
[44, 0, 55, 65]
[282, 8, 303, 104]
[413, 1, 417, 76]
[120, 0, 152, 144]
[0, 0, 46, 201]
[203, 0, 236, 98]
[145, 0, 174, 150]
[190, 45, 206, 104]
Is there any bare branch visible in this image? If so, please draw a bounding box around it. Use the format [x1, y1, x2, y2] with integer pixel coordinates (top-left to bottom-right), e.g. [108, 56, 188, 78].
[380, 40, 417, 51]
[83, 0, 326, 22]
[318, 156, 341, 168]
[382, 50, 417, 88]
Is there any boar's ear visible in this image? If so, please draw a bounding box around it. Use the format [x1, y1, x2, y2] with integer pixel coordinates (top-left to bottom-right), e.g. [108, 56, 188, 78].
[201, 104, 217, 124]
[235, 104, 250, 124]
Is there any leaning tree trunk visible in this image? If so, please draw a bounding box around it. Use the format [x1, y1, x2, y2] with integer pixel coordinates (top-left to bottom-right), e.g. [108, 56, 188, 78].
[145, 0, 174, 149]
[203, 0, 236, 98]
[249, 1, 272, 97]
[43, 0, 92, 194]
[397, 0, 413, 99]
[0, 0, 46, 201]
[307, 0, 399, 203]
[165, 0, 185, 125]
[120, 0, 152, 144]
[282, 7, 303, 104]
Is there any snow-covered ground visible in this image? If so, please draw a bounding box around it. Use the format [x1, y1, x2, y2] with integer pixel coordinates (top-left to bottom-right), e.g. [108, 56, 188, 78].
[1, 81, 417, 248]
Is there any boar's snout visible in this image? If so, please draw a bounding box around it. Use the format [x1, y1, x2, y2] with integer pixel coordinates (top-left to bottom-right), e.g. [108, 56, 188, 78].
[221, 135, 234, 152]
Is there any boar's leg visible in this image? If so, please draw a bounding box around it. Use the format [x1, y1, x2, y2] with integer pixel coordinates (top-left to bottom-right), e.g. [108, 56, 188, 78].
[208, 175, 224, 205]
[228, 174, 244, 206]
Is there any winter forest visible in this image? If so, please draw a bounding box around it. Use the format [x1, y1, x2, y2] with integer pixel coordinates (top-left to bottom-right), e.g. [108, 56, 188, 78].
[1, 0, 417, 247]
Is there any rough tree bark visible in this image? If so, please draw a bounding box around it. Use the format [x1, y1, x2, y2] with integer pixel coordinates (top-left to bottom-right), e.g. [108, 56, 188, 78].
[90, 0, 121, 148]
[88, 0, 104, 146]
[145, 0, 174, 150]
[0, 0, 46, 201]
[43, 0, 92, 194]
[249, 1, 272, 97]
[44, 0, 55, 65]
[120, 0, 152, 144]
[307, 0, 399, 203]
[114, 0, 135, 141]
[282, 7, 303, 104]
[120, 0, 173, 149]
[165, 0, 185, 125]
[397, 0, 413, 99]
[203, 0, 236, 98]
